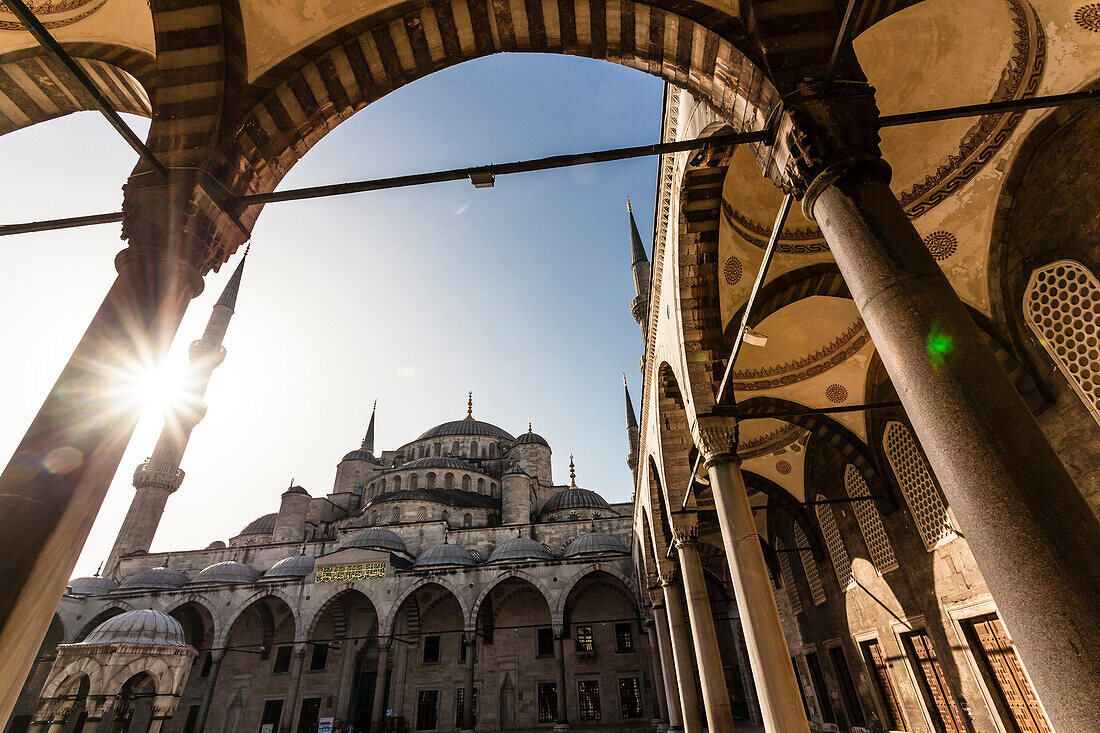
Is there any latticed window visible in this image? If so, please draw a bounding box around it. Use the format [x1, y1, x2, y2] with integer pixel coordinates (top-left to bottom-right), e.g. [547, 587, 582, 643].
[391, 506, 400, 524]
[883, 422, 956, 550]
[844, 465, 898, 573]
[1023, 260, 1100, 425]
[815, 496, 854, 590]
[578, 680, 601, 721]
[793, 523, 826, 605]
[614, 623, 634, 652]
[619, 677, 644, 718]
[537, 682, 557, 723]
[454, 688, 477, 727]
[776, 538, 803, 615]
[576, 625, 595, 652]
[415, 690, 438, 730]
[416, 506, 427, 522]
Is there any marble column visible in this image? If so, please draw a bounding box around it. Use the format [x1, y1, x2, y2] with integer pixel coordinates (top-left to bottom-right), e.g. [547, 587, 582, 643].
[0, 250, 200, 720]
[652, 603, 684, 732]
[390, 640, 409, 718]
[768, 86, 1100, 731]
[334, 640, 359, 723]
[278, 643, 307, 733]
[193, 650, 224, 732]
[661, 581, 703, 733]
[644, 620, 670, 730]
[673, 529, 736, 732]
[553, 628, 570, 731]
[728, 602, 762, 726]
[461, 632, 476, 732]
[370, 640, 391, 733]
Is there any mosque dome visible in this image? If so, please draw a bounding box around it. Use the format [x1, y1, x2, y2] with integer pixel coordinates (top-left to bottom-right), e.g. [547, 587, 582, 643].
[503, 465, 529, 476]
[119, 566, 189, 590]
[239, 513, 278, 535]
[400, 457, 480, 472]
[488, 537, 555, 563]
[512, 431, 549, 448]
[347, 527, 408, 554]
[417, 419, 514, 441]
[81, 609, 187, 647]
[68, 576, 118, 596]
[190, 561, 260, 584]
[342, 449, 378, 463]
[283, 485, 309, 495]
[264, 555, 315, 578]
[414, 543, 478, 567]
[564, 532, 629, 558]
[540, 488, 613, 515]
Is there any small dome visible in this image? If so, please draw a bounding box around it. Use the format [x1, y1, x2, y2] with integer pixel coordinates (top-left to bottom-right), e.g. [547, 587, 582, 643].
[119, 566, 189, 590]
[342, 449, 378, 463]
[513, 431, 549, 448]
[264, 555, 315, 578]
[206, 541, 227, 550]
[190, 561, 260, 585]
[68, 576, 118, 596]
[541, 488, 613, 516]
[564, 532, 629, 558]
[415, 543, 478, 567]
[284, 485, 310, 496]
[399, 456, 479, 472]
[488, 537, 555, 563]
[239, 513, 277, 536]
[347, 527, 408, 555]
[417, 419, 514, 441]
[81, 610, 187, 647]
[503, 465, 529, 476]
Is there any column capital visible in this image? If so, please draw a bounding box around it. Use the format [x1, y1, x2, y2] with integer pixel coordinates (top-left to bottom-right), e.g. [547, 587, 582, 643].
[672, 526, 699, 551]
[693, 415, 740, 467]
[376, 636, 392, 651]
[763, 83, 891, 218]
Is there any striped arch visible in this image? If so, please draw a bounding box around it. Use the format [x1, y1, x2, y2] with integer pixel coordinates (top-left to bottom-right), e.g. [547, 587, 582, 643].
[305, 588, 379, 641]
[642, 457, 676, 582]
[0, 45, 153, 136]
[382, 576, 471, 636]
[470, 568, 549, 628]
[215, 0, 778, 196]
[725, 263, 851, 341]
[656, 361, 698, 514]
[554, 565, 640, 625]
[743, 468, 823, 561]
[216, 590, 300, 649]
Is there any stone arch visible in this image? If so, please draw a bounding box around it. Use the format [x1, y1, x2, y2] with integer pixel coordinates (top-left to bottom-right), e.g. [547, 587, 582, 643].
[217, 591, 299, 650]
[73, 606, 129, 643]
[471, 569, 552, 626]
[726, 263, 851, 340]
[304, 587, 379, 642]
[164, 598, 218, 650]
[644, 455, 677, 579]
[382, 577, 471, 636]
[554, 565, 640, 626]
[214, 0, 777, 199]
[40, 659, 105, 699]
[102, 657, 174, 698]
[742, 468, 822, 561]
[656, 361, 698, 514]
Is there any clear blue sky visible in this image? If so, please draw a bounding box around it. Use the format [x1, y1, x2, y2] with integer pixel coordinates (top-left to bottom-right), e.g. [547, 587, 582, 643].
[0, 53, 663, 577]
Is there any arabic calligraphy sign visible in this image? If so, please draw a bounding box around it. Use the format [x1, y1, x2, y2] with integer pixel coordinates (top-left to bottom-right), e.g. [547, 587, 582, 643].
[315, 561, 387, 583]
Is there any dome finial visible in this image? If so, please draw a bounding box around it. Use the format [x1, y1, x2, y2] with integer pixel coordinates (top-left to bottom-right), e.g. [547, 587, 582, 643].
[466, 392, 473, 419]
[94, 561, 102, 578]
[569, 455, 577, 488]
[528, 422, 533, 433]
[626, 197, 632, 213]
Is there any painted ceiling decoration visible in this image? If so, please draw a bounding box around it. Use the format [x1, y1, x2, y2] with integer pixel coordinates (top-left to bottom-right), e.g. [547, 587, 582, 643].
[730, 318, 869, 391]
[0, 0, 109, 31]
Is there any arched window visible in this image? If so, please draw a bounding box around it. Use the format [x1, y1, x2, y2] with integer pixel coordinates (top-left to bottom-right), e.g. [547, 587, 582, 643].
[470, 440, 478, 457]
[393, 475, 402, 491]
[463, 513, 472, 527]
[444, 473, 454, 490]
[442, 510, 450, 525]
[844, 465, 898, 573]
[792, 523, 826, 606]
[491, 482, 498, 497]
[489, 443, 497, 458]
[452, 440, 461, 455]
[433, 443, 441, 457]
[462, 475, 471, 491]
[775, 538, 803, 615]
[371, 511, 378, 526]
[815, 495, 853, 591]
[391, 506, 400, 524]
[418, 445, 426, 458]
[427, 472, 436, 489]
[410, 474, 419, 490]
[883, 421, 956, 550]
[1023, 259, 1100, 424]
[416, 506, 427, 522]
[477, 477, 485, 493]
[368, 483, 375, 496]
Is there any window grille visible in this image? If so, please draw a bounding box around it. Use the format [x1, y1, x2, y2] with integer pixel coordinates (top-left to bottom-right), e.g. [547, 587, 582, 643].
[1023, 260, 1100, 425]
[463, 513, 472, 527]
[793, 523, 826, 605]
[415, 690, 438, 730]
[416, 506, 427, 522]
[614, 623, 634, 652]
[844, 465, 898, 573]
[537, 683, 557, 723]
[391, 506, 400, 524]
[272, 646, 292, 674]
[815, 496, 854, 590]
[883, 421, 956, 550]
[309, 643, 327, 671]
[618, 677, 644, 718]
[776, 539, 803, 615]
[578, 680, 601, 721]
[576, 625, 595, 652]
[454, 688, 477, 727]
[423, 635, 441, 664]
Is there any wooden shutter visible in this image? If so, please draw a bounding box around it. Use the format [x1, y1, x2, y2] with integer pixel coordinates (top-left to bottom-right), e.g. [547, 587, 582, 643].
[968, 615, 1053, 733]
[902, 631, 965, 733]
[863, 640, 907, 731]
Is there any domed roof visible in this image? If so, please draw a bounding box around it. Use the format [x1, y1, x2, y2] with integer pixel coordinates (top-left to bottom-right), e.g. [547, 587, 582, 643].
[488, 537, 555, 563]
[400, 457, 479, 472]
[513, 430, 549, 448]
[540, 488, 613, 515]
[81, 609, 187, 647]
[68, 576, 118, 596]
[283, 485, 310, 496]
[502, 465, 529, 476]
[264, 555, 315, 578]
[347, 527, 408, 554]
[119, 566, 189, 590]
[414, 543, 478, 567]
[341, 449, 378, 463]
[366, 488, 500, 510]
[190, 561, 260, 584]
[564, 532, 629, 558]
[417, 419, 514, 441]
[239, 513, 277, 535]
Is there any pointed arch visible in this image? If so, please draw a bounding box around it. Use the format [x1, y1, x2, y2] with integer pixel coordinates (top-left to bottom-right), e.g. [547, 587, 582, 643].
[381, 577, 471, 636]
[470, 569, 551, 627]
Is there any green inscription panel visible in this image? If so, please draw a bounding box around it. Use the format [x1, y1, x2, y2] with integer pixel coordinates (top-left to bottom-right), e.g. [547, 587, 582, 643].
[315, 561, 387, 583]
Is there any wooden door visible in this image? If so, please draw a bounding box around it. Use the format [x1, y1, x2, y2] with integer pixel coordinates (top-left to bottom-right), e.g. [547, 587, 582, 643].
[860, 639, 907, 731]
[965, 614, 1053, 733]
[901, 631, 965, 733]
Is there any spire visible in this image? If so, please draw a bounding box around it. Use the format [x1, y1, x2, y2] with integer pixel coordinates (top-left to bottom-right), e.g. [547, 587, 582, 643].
[362, 400, 377, 452]
[623, 373, 638, 429]
[466, 392, 474, 419]
[569, 455, 577, 488]
[628, 200, 648, 266]
[528, 423, 533, 433]
[216, 245, 249, 310]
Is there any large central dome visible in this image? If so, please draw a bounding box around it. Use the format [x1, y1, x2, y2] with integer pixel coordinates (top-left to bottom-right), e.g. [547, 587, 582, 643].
[417, 418, 514, 441]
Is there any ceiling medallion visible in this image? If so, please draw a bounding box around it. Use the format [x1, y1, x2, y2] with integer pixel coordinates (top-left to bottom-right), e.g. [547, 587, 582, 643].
[775, 460, 793, 475]
[0, 0, 108, 30]
[1075, 4, 1100, 31]
[723, 256, 743, 285]
[825, 384, 849, 403]
[924, 230, 959, 261]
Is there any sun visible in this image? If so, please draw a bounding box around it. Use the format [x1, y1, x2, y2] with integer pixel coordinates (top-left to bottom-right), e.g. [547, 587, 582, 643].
[131, 362, 185, 419]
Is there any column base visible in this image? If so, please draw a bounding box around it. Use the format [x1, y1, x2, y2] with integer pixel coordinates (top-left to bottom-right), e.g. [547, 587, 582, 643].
[553, 724, 571, 732]
[666, 726, 684, 732]
[654, 722, 670, 732]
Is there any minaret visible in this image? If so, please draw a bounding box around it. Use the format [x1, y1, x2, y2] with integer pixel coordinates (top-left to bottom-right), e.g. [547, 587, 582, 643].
[104, 249, 249, 577]
[362, 400, 377, 453]
[627, 199, 651, 337]
[624, 374, 640, 480]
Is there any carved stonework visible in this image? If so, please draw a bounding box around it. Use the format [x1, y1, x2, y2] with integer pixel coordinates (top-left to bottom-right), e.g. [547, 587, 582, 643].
[672, 526, 699, 549]
[694, 416, 739, 466]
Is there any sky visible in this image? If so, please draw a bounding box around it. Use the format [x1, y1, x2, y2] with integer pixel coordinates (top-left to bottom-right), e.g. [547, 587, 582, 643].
[0, 53, 664, 578]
